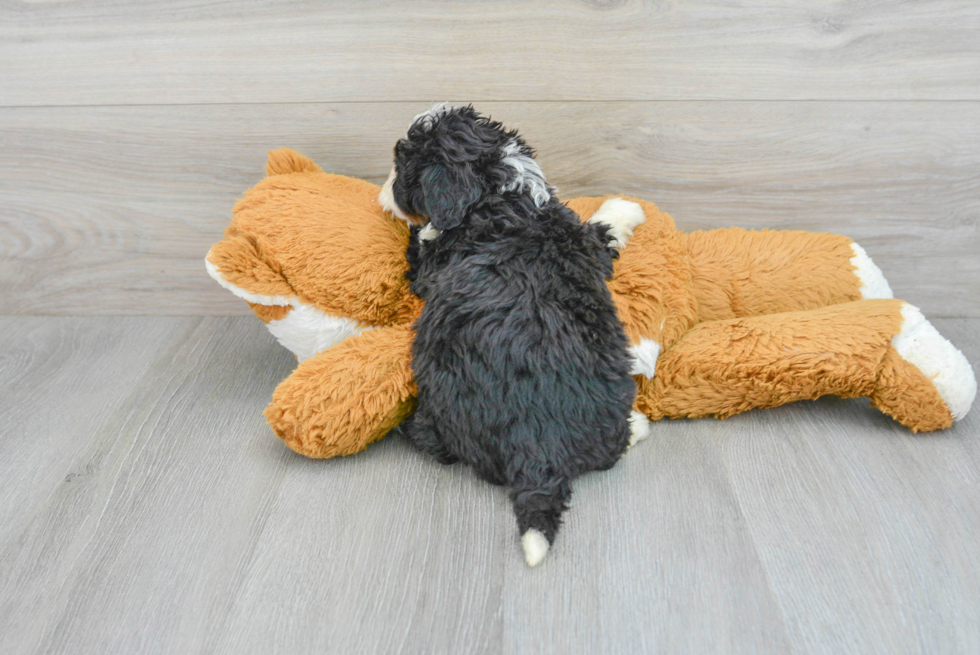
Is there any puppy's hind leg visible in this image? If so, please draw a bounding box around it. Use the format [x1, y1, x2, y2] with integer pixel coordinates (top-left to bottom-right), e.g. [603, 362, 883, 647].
[511, 476, 572, 567]
[628, 410, 651, 447]
[395, 415, 459, 465]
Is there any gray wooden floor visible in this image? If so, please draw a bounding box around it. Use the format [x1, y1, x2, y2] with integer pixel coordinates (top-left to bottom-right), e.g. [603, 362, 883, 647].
[0, 317, 978, 654]
[2, 1, 979, 653]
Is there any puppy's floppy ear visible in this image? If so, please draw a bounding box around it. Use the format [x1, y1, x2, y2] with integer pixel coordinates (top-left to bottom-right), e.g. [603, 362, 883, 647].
[420, 163, 481, 231]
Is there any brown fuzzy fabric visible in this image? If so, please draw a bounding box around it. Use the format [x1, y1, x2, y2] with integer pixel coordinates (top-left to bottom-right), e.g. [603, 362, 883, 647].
[246, 303, 292, 323]
[264, 324, 418, 458]
[637, 298, 949, 432]
[207, 148, 959, 458]
[684, 228, 863, 321]
[208, 163, 422, 326]
[871, 348, 954, 432]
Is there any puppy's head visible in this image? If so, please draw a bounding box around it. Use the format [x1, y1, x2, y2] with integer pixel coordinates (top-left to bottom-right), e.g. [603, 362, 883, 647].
[378, 105, 550, 230]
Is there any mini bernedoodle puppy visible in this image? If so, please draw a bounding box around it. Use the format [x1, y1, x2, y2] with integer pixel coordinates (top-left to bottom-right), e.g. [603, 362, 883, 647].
[380, 105, 650, 566]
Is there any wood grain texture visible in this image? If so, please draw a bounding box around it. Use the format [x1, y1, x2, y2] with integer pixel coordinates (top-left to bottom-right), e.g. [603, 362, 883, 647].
[1, 0, 979, 106]
[0, 317, 297, 654]
[708, 317, 980, 655]
[2, 101, 978, 317]
[1, 316, 977, 654]
[0, 317, 185, 550]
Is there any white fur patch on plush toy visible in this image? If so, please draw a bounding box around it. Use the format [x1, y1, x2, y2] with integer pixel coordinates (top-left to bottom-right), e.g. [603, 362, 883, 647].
[267, 304, 370, 362]
[894, 303, 977, 421]
[206, 253, 370, 361]
[629, 338, 660, 378]
[850, 242, 894, 300]
[588, 197, 647, 248]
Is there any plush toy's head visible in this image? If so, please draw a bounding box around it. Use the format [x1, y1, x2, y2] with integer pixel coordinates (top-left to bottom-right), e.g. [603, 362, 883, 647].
[206, 149, 423, 361]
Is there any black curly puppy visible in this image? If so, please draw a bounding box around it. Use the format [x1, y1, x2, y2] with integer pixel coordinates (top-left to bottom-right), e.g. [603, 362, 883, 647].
[379, 105, 649, 566]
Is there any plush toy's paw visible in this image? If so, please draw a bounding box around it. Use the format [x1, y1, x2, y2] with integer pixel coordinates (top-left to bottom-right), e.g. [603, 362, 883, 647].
[892, 304, 976, 421]
[871, 303, 976, 431]
[628, 410, 651, 447]
[588, 197, 646, 248]
[849, 242, 894, 299]
[265, 325, 418, 458]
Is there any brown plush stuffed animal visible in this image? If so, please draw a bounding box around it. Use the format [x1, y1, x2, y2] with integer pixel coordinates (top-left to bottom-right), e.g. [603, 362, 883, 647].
[207, 149, 976, 459]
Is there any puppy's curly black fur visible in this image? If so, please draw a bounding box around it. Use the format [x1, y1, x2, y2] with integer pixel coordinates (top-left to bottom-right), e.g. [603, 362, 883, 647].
[385, 106, 636, 565]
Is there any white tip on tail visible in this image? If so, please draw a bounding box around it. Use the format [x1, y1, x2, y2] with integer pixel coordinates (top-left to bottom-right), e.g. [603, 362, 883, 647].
[522, 529, 550, 567]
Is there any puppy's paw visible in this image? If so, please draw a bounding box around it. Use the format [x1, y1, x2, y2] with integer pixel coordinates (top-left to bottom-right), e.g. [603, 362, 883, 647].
[628, 410, 651, 448]
[418, 223, 440, 242]
[588, 197, 646, 248]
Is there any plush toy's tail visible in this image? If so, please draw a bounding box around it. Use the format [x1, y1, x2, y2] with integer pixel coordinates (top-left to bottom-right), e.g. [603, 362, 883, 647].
[511, 477, 572, 567]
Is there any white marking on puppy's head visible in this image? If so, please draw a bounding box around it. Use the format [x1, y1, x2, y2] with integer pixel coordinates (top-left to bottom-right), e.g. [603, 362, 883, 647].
[378, 167, 413, 224]
[410, 102, 453, 132]
[500, 140, 551, 207]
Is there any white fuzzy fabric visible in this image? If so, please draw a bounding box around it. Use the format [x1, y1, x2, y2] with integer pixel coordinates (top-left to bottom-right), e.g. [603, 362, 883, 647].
[629, 338, 661, 378]
[267, 303, 371, 362]
[628, 410, 651, 447]
[849, 242, 893, 299]
[893, 303, 976, 421]
[588, 197, 646, 248]
[522, 529, 550, 567]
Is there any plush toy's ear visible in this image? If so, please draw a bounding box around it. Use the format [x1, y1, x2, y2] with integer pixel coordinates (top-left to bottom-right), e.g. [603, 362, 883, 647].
[420, 163, 481, 231]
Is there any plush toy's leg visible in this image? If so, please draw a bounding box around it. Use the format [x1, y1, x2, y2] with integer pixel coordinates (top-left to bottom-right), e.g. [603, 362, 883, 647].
[682, 228, 893, 322]
[637, 299, 975, 432]
[264, 324, 417, 458]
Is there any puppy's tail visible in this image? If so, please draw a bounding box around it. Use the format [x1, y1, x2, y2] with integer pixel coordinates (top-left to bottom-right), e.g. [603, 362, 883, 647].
[511, 476, 572, 567]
